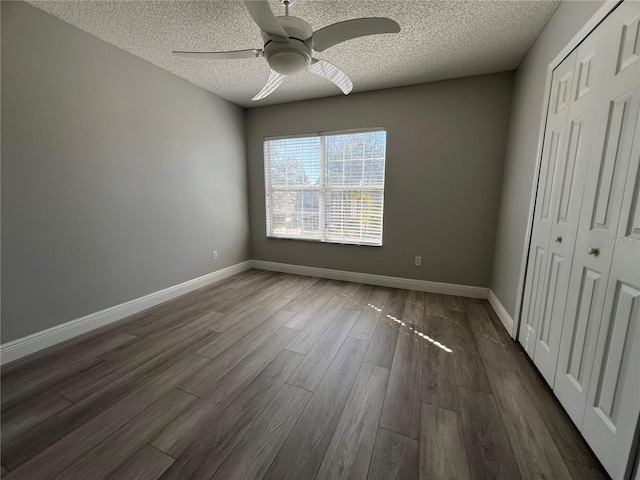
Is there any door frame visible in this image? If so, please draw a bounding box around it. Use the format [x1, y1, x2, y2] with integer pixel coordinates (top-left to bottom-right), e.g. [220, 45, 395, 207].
[513, 0, 623, 339]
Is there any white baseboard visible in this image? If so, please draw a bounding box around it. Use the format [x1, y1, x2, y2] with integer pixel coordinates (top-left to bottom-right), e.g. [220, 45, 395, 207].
[251, 260, 489, 299]
[0, 261, 252, 365]
[1, 259, 491, 365]
[488, 289, 515, 338]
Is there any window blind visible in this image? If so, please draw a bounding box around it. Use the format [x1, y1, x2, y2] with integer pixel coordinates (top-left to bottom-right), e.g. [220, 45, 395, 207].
[264, 129, 386, 246]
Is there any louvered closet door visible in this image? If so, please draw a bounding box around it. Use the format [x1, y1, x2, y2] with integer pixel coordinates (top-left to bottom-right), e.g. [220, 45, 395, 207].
[580, 4, 640, 477]
[554, 0, 640, 440]
[519, 51, 577, 359]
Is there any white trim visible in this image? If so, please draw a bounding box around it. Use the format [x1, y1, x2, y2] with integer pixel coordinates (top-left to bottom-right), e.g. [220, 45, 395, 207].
[1, 258, 491, 365]
[488, 290, 515, 338]
[0, 261, 252, 365]
[251, 260, 489, 299]
[513, 0, 621, 338]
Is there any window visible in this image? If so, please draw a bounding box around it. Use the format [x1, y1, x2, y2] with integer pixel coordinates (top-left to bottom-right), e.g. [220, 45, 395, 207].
[264, 129, 386, 246]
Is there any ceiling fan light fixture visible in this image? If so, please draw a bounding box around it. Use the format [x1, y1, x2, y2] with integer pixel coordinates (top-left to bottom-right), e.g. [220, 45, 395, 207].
[264, 39, 311, 75]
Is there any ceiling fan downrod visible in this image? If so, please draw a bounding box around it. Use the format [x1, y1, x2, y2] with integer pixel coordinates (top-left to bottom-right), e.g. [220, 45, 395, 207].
[282, 0, 292, 16]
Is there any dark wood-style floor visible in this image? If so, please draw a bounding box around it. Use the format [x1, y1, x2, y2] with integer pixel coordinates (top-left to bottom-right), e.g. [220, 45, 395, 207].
[1, 269, 609, 480]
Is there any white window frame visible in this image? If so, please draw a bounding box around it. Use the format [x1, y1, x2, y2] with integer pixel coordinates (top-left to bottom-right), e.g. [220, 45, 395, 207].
[264, 127, 387, 246]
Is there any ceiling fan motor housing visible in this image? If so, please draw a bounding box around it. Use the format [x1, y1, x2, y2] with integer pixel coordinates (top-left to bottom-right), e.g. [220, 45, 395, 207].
[262, 16, 313, 75]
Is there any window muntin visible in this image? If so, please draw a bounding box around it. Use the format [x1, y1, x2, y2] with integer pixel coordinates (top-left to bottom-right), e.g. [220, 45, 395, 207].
[264, 129, 386, 246]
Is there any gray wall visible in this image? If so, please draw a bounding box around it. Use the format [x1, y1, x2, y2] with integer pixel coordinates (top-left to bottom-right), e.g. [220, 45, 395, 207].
[490, 0, 605, 320]
[1, 2, 250, 343]
[246, 72, 514, 287]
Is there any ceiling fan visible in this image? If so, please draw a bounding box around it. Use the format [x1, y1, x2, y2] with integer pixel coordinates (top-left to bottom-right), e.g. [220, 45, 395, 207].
[172, 0, 401, 101]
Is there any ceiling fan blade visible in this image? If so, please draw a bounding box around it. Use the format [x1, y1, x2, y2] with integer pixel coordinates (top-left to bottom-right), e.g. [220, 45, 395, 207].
[245, 0, 289, 42]
[173, 49, 262, 60]
[252, 69, 286, 101]
[312, 18, 400, 52]
[307, 59, 353, 95]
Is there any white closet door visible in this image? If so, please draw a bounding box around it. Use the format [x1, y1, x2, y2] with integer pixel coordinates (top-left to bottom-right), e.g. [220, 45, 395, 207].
[531, 29, 606, 385]
[519, 52, 577, 358]
[581, 8, 640, 473]
[554, 0, 640, 431]
[582, 123, 640, 480]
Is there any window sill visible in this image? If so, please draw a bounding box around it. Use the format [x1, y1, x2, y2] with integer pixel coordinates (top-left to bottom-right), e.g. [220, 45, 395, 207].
[266, 236, 382, 247]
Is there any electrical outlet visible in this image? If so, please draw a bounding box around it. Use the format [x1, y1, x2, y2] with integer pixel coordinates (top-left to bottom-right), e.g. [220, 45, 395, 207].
[212, 250, 218, 260]
[414, 256, 422, 267]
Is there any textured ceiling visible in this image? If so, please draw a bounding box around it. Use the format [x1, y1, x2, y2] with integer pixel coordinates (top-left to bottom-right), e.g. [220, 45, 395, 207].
[30, 0, 559, 108]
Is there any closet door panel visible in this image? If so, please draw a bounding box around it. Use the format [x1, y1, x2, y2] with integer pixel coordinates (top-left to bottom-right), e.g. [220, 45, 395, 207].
[582, 267, 640, 480]
[519, 52, 577, 357]
[554, 0, 640, 427]
[532, 34, 604, 385]
[582, 45, 640, 478]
